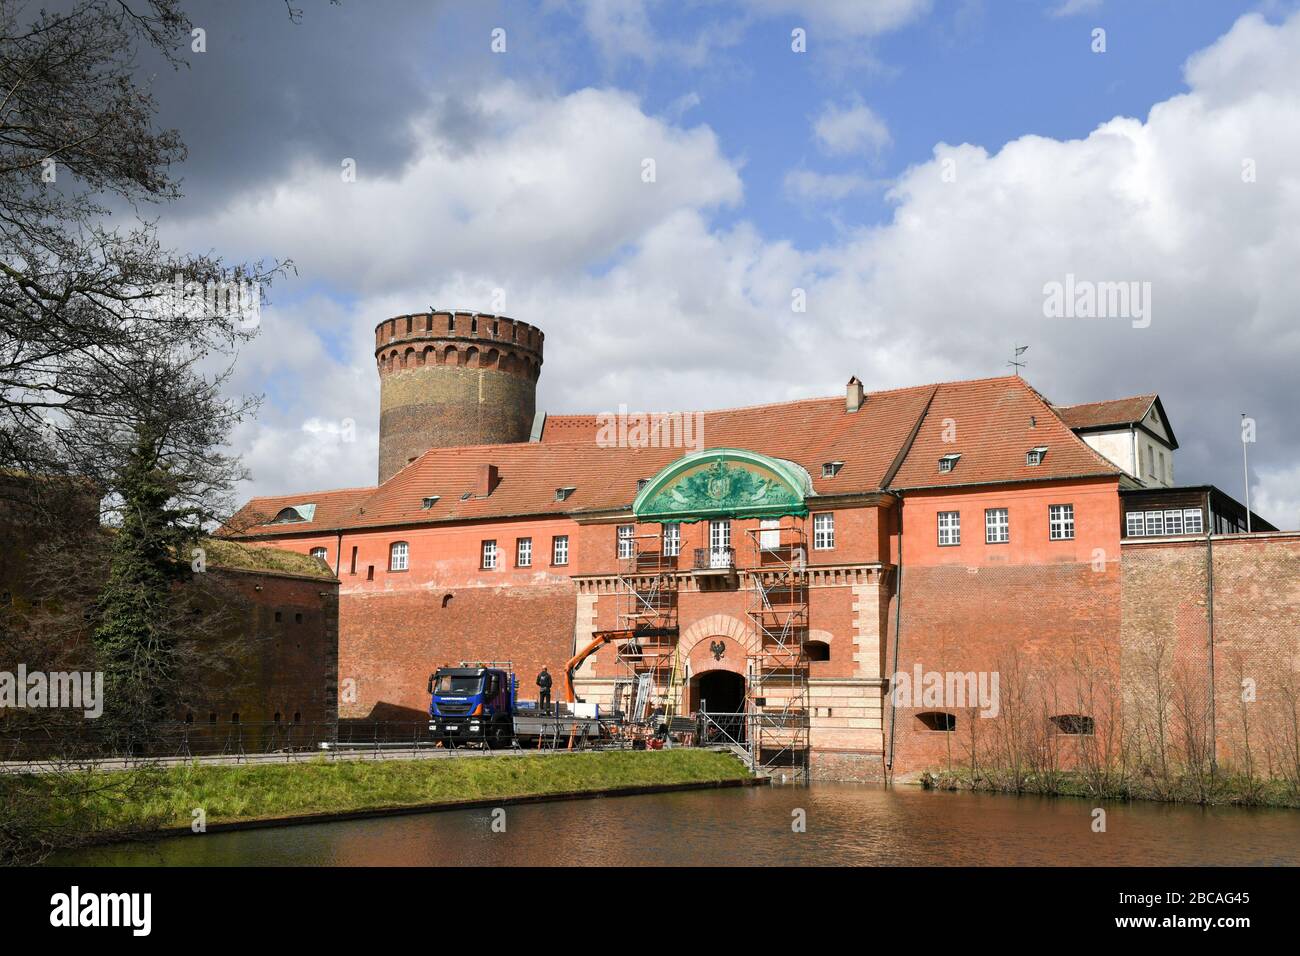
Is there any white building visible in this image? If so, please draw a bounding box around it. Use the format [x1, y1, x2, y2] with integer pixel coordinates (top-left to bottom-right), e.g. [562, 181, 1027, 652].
[1053, 394, 1177, 489]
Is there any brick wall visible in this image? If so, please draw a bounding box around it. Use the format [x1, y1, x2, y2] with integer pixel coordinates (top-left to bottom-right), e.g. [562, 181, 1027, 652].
[338, 582, 576, 721]
[1121, 533, 1300, 772]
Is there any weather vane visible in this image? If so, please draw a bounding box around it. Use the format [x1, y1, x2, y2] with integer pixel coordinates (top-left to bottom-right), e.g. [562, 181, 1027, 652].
[1007, 344, 1028, 376]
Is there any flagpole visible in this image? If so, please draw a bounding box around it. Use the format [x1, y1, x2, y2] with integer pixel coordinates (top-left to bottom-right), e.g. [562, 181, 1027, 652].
[1241, 412, 1252, 533]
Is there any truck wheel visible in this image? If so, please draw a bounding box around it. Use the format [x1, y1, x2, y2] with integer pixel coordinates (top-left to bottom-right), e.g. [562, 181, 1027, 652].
[487, 723, 511, 750]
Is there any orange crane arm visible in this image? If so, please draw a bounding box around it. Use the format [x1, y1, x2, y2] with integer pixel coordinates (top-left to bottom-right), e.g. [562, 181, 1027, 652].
[564, 630, 634, 703]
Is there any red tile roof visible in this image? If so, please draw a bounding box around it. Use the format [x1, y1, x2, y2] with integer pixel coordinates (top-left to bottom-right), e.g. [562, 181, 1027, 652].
[1052, 394, 1157, 430]
[224, 375, 1123, 537]
[888, 376, 1121, 489]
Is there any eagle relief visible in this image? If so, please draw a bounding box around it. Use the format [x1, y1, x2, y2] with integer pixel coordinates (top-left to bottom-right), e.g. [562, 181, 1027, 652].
[710, 640, 726, 661]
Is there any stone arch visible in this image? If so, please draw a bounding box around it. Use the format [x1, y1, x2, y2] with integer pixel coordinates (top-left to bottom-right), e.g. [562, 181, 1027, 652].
[679, 614, 759, 658]
[420, 345, 434, 366]
[441, 345, 457, 365]
[402, 346, 416, 368]
[484, 347, 500, 369]
[465, 346, 479, 368]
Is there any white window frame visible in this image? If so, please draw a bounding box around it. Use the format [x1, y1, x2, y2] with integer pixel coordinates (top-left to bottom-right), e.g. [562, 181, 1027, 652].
[813, 513, 835, 550]
[662, 523, 680, 557]
[552, 535, 569, 566]
[1184, 509, 1204, 534]
[1125, 512, 1145, 537]
[937, 511, 960, 547]
[516, 537, 532, 567]
[617, 524, 635, 559]
[309, 547, 328, 562]
[481, 539, 497, 570]
[1163, 510, 1184, 535]
[760, 517, 782, 550]
[1049, 504, 1075, 541]
[389, 541, 409, 572]
[1144, 511, 1164, 536]
[708, 519, 732, 567]
[985, 508, 1009, 544]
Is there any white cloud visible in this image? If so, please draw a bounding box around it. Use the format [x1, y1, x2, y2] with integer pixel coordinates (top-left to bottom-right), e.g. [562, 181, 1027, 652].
[195, 12, 1300, 529]
[1253, 463, 1300, 532]
[812, 100, 893, 156]
[573, 0, 929, 65]
[784, 169, 885, 202]
[1049, 0, 1104, 18]
[751, 0, 932, 36]
[167, 84, 742, 296]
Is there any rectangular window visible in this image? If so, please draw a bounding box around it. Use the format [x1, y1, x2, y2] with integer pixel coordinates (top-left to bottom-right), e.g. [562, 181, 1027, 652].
[516, 537, 532, 567]
[813, 513, 835, 550]
[349, 546, 358, 574]
[1184, 509, 1204, 534]
[552, 535, 569, 566]
[760, 517, 781, 549]
[617, 524, 635, 559]
[1049, 504, 1075, 541]
[985, 508, 1009, 544]
[389, 541, 409, 571]
[662, 523, 680, 557]
[709, 519, 732, 568]
[1144, 511, 1164, 536]
[1163, 510, 1184, 535]
[937, 511, 960, 546]
[1125, 512, 1145, 537]
[481, 539, 497, 570]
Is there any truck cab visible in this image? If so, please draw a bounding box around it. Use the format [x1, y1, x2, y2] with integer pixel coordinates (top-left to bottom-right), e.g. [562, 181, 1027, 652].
[427, 666, 516, 748]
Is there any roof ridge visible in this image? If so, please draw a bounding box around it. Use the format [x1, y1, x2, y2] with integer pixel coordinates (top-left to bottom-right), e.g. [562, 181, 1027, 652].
[543, 375, 1027, 424]
[246, 484, 376, 503]
[1053, 392, 1157, 410]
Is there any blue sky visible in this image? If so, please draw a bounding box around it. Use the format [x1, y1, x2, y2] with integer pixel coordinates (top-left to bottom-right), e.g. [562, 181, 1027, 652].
[150, 1, 1300, 523]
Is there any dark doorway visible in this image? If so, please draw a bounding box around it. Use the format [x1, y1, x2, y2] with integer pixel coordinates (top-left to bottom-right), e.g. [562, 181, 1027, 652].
[695, 670, 745, 745]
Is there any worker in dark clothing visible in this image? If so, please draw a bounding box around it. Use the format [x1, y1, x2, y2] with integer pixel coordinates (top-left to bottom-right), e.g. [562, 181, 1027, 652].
[537, 667, 553, 714]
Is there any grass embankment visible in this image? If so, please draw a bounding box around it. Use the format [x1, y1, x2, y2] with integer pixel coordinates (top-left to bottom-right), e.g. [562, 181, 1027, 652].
[9, 750, 750, 853]
[922, 767, 1300, 808]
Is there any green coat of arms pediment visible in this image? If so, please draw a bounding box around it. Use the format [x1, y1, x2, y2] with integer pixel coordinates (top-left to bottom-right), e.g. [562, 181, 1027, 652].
[633, 449, 810, 523]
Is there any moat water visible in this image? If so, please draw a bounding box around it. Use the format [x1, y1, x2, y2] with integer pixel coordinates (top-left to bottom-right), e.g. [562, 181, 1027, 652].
[54, 783, 1300, 866]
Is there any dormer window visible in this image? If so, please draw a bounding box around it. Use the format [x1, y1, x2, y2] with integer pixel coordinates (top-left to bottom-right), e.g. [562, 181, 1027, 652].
[938, 454, 961, 474]
[636, 478, 649, 492]
[421, 496, 440, 509]
[271, 504, 315, 524]
[555, 486, 576, 501]
[1026, 447, 1048, 467]
[821, 461, 844, 478]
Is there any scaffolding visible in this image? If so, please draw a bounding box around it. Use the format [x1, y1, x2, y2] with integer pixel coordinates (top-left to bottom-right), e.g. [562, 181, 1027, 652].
[744, 520, 811, 777]
[601, 533, 680, 726]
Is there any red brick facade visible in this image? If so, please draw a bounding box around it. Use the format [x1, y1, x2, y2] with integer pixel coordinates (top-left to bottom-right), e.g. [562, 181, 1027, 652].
[224, 314, 1295, 780]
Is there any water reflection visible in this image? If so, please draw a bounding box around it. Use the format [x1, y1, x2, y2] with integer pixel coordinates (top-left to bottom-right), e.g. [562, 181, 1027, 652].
[57, 783, 1300, 867]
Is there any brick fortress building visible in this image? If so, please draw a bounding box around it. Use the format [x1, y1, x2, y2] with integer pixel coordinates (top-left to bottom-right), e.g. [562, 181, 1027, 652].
[225, 310, 1295, 779]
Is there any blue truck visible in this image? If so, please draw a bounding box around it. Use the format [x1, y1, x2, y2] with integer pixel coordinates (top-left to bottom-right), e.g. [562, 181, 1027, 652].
[427, 666, 518, 748]
[427, 663, 604, 749]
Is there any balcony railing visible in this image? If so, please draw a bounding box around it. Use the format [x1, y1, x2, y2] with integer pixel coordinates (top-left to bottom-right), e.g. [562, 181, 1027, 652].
[693, 547, 735, 571]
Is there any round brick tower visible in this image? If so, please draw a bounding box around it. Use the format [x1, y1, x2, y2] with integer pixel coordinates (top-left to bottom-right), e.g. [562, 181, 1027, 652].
[374, 311, 543, 483]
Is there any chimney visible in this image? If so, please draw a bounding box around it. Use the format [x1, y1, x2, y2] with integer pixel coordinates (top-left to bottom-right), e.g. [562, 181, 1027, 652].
[476, 463, 499, 497]
[846, 376, 864, 413]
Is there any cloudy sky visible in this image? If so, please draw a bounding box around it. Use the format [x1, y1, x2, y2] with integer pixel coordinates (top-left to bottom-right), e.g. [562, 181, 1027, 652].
[138, 0, 1299, 525]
